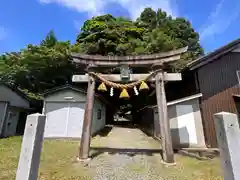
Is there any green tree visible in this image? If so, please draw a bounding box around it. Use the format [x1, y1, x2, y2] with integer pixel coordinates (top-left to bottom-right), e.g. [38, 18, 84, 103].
[75, 8, 204, 71]
[0, 55, 8, 74]
[40, 30, 58, 48]
[0, 31, 80, 94]
[77, 14, 146, 56]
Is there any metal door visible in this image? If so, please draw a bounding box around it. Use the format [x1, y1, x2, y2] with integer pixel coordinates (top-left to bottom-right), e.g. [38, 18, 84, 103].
[45, 102, 69, 138]
[67, 102, 85, 138]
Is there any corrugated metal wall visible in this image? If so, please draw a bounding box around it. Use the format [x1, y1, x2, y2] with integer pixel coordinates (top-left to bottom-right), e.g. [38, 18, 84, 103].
[197, 52, 240, 147]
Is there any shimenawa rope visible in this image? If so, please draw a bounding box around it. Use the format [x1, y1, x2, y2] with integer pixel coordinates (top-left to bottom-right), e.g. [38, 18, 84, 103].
[88, 69, 161, 89]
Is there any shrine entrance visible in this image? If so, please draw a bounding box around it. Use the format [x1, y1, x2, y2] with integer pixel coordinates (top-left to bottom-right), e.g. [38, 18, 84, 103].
[87, 70, 158, 127]
[71, 47, 187, 164]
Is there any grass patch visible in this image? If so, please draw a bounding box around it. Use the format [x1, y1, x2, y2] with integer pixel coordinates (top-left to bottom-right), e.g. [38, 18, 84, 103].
[0, 136, 223, 180]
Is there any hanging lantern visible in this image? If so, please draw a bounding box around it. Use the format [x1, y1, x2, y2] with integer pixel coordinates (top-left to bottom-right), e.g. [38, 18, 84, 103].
[133, 86, 139, 96]
[110, 87, 114, 96]
[119, 88, 130, 99]
[98, 82, 107, 92]
[139, 81, 149, 91]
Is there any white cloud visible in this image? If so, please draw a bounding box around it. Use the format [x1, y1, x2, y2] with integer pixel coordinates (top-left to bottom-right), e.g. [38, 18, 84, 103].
[200, 0, 240, 40]
[38, 0, 178, 19]
[39, 0, 106, 17]
[112, 0, 178, 19]
[0, 26, 7, 41]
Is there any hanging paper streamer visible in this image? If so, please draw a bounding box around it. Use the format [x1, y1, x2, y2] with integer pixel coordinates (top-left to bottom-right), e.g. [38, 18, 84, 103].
[110, 87, 114, 96]
[98, 82, 107, 92]
[119, 89, 130, 99]
[133, 86, 139, 96]
[139, 81, 149, 91]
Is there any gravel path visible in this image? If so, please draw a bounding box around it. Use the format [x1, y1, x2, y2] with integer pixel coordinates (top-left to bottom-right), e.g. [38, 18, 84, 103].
[84, 126, 165, 180]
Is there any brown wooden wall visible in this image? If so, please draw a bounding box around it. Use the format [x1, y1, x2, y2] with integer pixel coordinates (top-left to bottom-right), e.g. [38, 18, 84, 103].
[197, 52, 240, 147]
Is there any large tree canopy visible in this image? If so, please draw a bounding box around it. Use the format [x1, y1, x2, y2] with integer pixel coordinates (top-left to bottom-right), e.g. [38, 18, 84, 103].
[76, 8, 203, 69]
[0, 7, 204, 98]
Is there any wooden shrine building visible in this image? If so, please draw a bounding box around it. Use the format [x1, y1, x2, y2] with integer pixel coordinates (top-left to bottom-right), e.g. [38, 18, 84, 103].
[71, 47, 188, 164]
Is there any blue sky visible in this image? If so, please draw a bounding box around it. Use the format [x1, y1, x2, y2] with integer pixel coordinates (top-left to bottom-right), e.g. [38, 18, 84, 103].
[0, 0, 240, 54]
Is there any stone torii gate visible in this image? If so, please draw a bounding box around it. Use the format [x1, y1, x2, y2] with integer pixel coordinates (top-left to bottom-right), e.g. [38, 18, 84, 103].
[71, 47, 188, 164]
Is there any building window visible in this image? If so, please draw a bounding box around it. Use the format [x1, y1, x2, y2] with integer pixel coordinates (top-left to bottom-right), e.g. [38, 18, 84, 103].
[237, 70, 240, 85]
[97, 109, 101, 120]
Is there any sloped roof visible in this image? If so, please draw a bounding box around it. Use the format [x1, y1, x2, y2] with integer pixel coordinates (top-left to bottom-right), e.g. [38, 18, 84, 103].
[42, 84, 110, 105]
[187, 38, 240, 70]
[0, 82, 32, 103]
[42, 84, 87, 97]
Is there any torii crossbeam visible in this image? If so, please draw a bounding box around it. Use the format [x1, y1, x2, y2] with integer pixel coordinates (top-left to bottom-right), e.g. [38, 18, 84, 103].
[72, 73, 182, 82]
[71, 47, 188, 164]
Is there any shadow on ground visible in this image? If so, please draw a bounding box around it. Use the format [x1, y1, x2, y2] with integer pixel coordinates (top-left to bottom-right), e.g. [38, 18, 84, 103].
[177, 149, 219, 160]
[94, 126, 113, 137]
[90, 147, 163, 159]
[110, 121, 139, 129]
[95, 123, 142, 138]
[91, 126, 212, 161]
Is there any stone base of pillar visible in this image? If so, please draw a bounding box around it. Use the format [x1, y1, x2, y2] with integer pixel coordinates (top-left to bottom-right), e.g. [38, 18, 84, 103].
[160, 160, 177, 166]
[76, 157, 91, 163]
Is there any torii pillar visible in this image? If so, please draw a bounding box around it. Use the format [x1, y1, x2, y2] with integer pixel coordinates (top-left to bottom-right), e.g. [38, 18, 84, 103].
[78, 75, 95, 160]
[155, 69, 175, 163]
